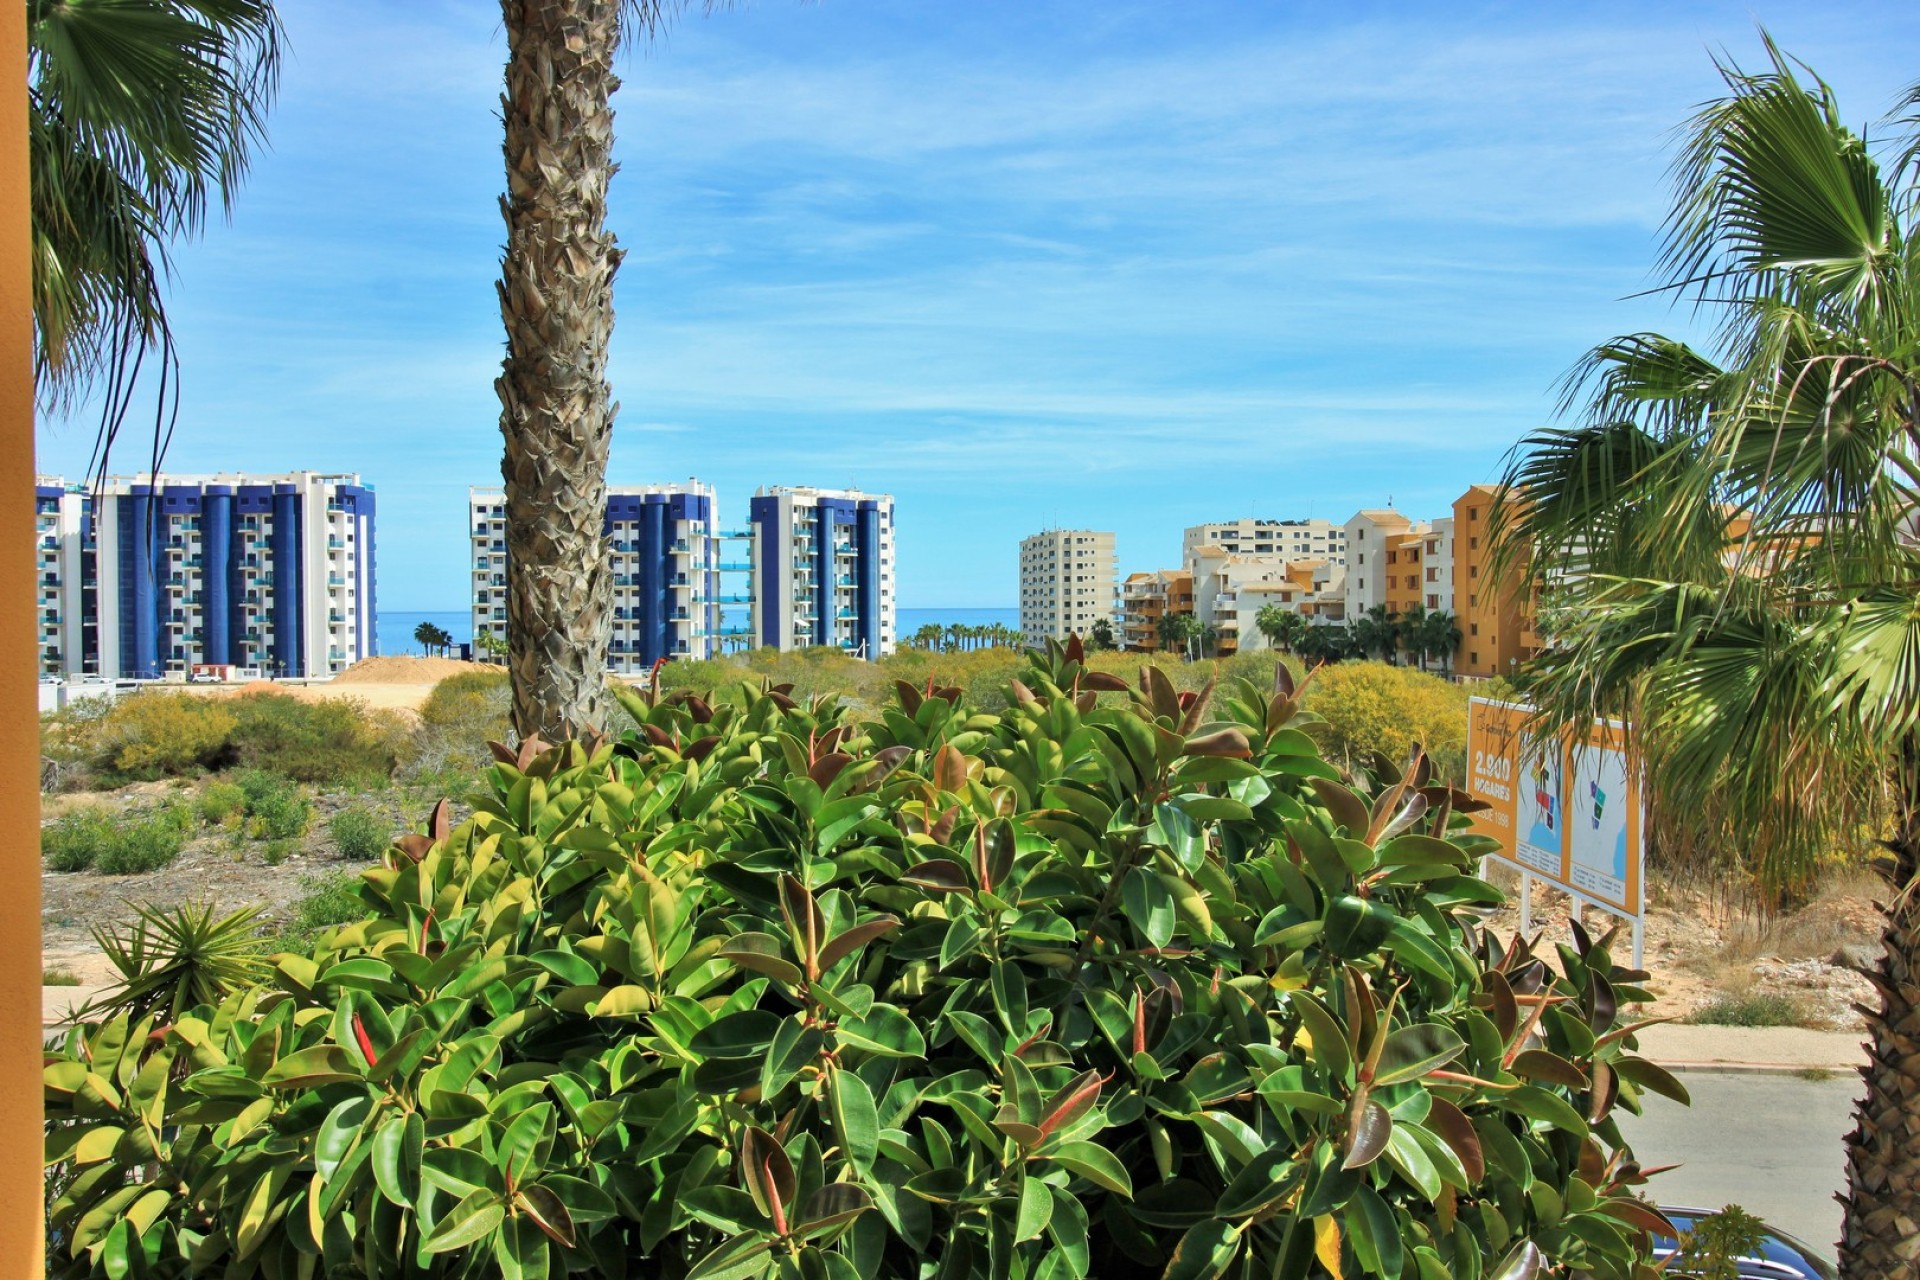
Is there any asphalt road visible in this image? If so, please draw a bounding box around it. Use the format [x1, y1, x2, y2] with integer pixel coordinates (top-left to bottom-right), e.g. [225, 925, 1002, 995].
[1617, 1070, 1861, 1259]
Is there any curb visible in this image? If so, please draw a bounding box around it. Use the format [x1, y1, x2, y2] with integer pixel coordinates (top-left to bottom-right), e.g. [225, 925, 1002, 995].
[1657, 1059, 1861, 1078]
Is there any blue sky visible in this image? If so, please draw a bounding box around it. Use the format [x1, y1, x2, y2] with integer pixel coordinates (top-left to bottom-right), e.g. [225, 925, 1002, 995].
[33, 0, 1920, 609]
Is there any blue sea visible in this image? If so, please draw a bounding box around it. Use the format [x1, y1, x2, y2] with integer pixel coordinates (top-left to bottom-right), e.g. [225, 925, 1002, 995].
[374, 606, 1016, 659]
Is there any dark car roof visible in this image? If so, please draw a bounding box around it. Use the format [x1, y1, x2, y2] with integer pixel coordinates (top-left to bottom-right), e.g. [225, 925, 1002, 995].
[1652, 1207, 1837, 1280]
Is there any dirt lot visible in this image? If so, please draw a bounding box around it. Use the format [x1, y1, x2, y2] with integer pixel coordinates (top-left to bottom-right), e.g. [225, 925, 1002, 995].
[1481, 866, 1883, 1031]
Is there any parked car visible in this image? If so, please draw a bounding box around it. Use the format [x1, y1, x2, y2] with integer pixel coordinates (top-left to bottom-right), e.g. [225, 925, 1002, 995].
[1651, 1206, 1836, 1279]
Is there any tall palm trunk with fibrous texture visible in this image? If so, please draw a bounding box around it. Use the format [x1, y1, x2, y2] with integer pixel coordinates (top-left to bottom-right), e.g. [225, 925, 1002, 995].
[496, 0, 626, 741]
[1842, 771, 1920, 1277]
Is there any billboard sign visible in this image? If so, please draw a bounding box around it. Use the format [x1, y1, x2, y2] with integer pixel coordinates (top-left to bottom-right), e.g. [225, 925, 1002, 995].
[1466, 699, 1644, 940]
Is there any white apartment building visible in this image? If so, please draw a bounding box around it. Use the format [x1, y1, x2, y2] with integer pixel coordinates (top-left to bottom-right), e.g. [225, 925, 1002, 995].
[1342, 508, 1418, 619]
[34, 472, 376, 679]
[1188, 549, 1348, 654]
[1182, 518, 1345, 568]
[470, 481, 719, 670]
[1419, 517, 1455, 614]
[747, 487, 896, 657]
[1018, 529, 1116, 646]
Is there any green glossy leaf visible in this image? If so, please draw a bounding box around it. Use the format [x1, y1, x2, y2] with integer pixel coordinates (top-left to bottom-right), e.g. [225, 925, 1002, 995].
[1014, 1172, 1052, 1242]
[260, 1044, 361, 1089]
[836, 1005, 926, 1059]
[422, 1188, 505, 1254]
[762, 1018, 825, 1100]
[1163, 1217, 1242, 1280]
[1042, 1141, 1132, 1199]
[1372, 1023, 1466, 1086]
[829, 1069, 879, 1172]
[1216, 1145, 1305, 1218]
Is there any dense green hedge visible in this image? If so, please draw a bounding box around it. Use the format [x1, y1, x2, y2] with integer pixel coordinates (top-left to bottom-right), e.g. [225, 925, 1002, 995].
[45, 645, 1682, 1279]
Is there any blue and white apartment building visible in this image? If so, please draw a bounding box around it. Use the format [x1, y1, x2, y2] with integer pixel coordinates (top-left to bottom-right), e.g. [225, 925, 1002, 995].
[468, 481, 897, 665]
[749, 486, 896, 658]
[33, 471, 377, 679]
[469, 481, 721, 671]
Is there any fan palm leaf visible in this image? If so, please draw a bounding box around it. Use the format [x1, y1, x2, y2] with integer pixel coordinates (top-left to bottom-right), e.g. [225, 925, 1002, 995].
[1495, 37, 1920, 1276]
[29, 0, 282, 477]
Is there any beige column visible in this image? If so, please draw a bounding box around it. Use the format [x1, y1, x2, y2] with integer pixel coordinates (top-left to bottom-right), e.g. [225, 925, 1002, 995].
[1, 2, 46, 1272]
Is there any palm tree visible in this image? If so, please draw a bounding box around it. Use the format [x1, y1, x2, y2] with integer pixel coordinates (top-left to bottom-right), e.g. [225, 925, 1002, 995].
[1421, 609, 1462, 678]
[1492, 44, 1920, 1280]
[498, 0, 721, 740]
[1400, 602, 1430, 669]
[1089, 618, 1116, 651]
[29, 0, 283, 477]
[1156, 610, 1202, 659]
[413, 621, 441, 658]
[1255, 604, 1310, 656]
[1353, 603, 1398, 663]
[475, 631, 508, 664]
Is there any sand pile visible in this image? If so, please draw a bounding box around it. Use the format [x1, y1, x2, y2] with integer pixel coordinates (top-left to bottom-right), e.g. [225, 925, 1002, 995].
[332, 655, 480, 685]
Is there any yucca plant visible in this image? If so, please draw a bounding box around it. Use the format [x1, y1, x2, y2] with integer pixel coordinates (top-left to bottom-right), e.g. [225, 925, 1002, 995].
[45, 643, 1682, 1278]
[81, 900, 270, 1024]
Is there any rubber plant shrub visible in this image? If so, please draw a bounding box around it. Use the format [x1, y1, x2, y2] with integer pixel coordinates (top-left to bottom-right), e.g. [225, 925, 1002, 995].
[44, 641, 1685, 1278]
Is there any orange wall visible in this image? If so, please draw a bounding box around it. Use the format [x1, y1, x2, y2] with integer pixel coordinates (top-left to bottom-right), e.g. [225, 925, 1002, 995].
[1451, 487, 1531, 678]
[1, 3, 46, 1272]
[1384, 531, 1424, 619]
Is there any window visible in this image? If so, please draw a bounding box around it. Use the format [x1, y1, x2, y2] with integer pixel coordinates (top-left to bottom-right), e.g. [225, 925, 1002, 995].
[1470, 623, 1479, 636]
[1470, 651, 1479, 665]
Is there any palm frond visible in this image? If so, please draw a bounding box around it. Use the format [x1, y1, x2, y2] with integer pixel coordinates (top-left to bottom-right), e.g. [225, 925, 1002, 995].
[1662, 33, 1898, 315]
[28, 0, 282, 477]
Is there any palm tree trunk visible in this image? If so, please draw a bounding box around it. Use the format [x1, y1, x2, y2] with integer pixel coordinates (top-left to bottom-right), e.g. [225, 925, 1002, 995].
[1839, 744, 1920, 1278]
[496, 0, 622, 741]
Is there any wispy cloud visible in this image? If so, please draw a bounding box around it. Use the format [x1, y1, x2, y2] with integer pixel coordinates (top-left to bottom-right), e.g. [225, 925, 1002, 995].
[35, 0, 1920, 609]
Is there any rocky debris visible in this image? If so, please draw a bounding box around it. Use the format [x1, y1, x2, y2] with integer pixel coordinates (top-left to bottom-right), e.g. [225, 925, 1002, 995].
[1748, 956, 1880, 1030]
[1832, 942, 1883, 971]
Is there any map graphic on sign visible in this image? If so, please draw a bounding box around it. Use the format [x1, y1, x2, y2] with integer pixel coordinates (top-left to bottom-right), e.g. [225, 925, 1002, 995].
[1513, 732, 1564, 877]
[1568, 743, 1630, 903]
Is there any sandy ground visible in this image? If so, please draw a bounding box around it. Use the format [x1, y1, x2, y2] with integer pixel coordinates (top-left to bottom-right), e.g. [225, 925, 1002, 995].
[169, 654, 489, 715]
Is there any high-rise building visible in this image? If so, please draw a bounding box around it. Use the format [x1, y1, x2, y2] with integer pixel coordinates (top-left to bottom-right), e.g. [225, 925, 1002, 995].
[33, 471, 377, 679]
[470, 481, 719, 671]
[1018, 529, 1116, 646]
[747, 487, 895, 657]
[1452, 485, 1537, 677]
[1182, 518, 1345, 567]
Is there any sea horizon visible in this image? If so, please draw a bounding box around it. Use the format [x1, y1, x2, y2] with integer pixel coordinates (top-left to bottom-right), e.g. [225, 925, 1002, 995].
[375, 606, 1018, 659]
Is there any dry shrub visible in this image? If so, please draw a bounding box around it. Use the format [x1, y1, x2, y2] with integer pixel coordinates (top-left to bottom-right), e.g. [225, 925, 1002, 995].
[99, 694, 237, 777]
